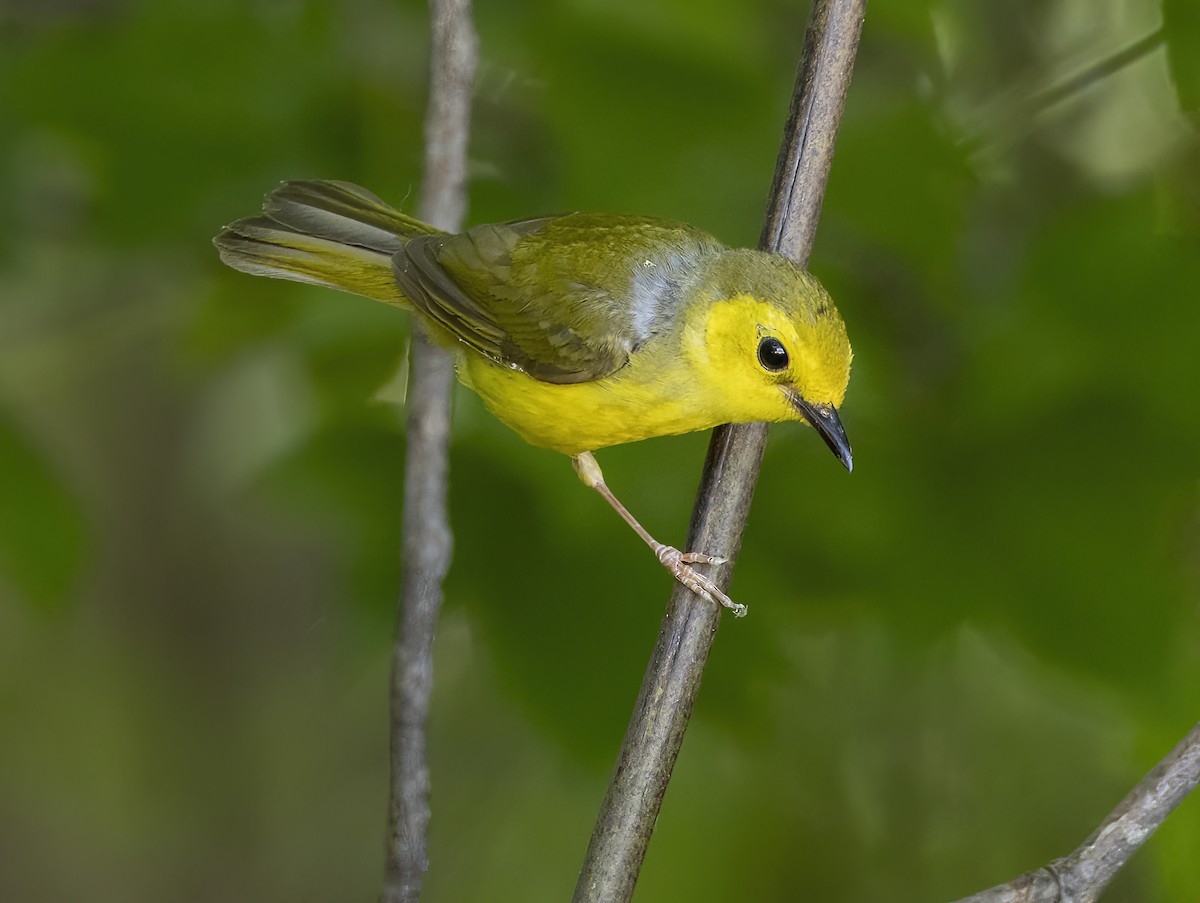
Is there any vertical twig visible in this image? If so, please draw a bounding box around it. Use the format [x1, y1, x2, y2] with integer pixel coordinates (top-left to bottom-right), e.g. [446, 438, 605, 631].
[384, 2, 477, 902]
[571, 2, 866, 902]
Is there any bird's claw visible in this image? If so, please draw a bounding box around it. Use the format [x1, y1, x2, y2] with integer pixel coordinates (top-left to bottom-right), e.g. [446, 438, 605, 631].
[678, 551, 727, 566]
[654, 545, 746, 617]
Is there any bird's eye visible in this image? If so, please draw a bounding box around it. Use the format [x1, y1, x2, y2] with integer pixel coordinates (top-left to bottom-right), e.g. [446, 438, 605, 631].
[757, 336, 789, 372]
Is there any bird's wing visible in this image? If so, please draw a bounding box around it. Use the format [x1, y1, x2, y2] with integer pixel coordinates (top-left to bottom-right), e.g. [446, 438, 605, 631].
[393, 214, 723, 384]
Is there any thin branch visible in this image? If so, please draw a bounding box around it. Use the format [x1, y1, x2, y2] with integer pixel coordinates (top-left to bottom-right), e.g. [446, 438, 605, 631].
[571, 2, 867, 902]
[953, 720, 1200, 903]
[960, 28, 1164, 157]
[763, 0, 868, 264]
[1020, 28, 1163, 121]
[416, 0, 478, 234]
[384, 2, 477, 902]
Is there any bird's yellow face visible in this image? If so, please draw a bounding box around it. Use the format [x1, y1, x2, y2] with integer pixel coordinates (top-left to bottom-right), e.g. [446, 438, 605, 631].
[686, 290, 854, 468]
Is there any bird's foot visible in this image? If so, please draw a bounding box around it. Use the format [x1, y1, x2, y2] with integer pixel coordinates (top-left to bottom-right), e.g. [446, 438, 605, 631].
[654, 545, 746, 617]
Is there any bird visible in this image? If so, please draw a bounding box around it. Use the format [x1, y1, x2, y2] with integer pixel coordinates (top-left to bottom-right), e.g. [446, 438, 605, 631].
[213, 180, 853, 617]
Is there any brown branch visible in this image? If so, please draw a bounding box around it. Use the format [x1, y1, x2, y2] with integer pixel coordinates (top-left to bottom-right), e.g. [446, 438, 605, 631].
[571, 2, 867, 902]
[953, 720, 1200, 903]
[383, 2, 477, 902]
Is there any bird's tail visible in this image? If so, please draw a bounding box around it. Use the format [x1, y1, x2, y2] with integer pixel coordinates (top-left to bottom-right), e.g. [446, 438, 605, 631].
[213, 180, 441, 307]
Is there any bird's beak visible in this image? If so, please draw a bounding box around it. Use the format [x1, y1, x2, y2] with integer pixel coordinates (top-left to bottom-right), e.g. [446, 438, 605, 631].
[786, 391, 854, 472]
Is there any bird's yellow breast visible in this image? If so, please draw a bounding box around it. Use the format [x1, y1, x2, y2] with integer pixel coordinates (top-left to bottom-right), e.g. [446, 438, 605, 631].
[459, 352, 713, 455]
[457, 294, 806, 456]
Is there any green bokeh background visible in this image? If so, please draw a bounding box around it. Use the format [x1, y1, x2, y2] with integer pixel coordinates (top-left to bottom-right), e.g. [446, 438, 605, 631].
[3, 0, 1199, 900]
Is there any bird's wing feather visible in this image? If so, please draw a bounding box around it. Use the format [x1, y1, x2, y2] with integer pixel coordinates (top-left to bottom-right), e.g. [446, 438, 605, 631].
[393, 214, 723, 384]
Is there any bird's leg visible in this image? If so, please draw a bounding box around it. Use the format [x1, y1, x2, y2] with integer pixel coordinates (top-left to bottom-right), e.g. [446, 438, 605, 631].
[571, 452, 747, 617]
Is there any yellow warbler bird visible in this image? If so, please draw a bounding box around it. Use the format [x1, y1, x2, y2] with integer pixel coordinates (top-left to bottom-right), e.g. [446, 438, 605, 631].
[214, 181, 853, 616]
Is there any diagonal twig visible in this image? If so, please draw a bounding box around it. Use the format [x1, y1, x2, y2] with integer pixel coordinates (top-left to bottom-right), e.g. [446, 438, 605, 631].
[383, 2, 477, 901]
[571, 2, 867, 901]
[953, 720, 1200, 903]
[958, 27, 1164, 157]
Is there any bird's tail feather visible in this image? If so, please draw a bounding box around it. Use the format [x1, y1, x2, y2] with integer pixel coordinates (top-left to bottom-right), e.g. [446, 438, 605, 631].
[213, 180, 440, 307]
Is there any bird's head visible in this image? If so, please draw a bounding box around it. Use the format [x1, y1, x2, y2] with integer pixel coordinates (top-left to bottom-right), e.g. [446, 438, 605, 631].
[687, 250, 854, 470]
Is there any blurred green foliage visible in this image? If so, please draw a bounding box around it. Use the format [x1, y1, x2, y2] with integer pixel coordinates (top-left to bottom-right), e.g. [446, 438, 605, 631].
[2, 0, 1199, 900]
